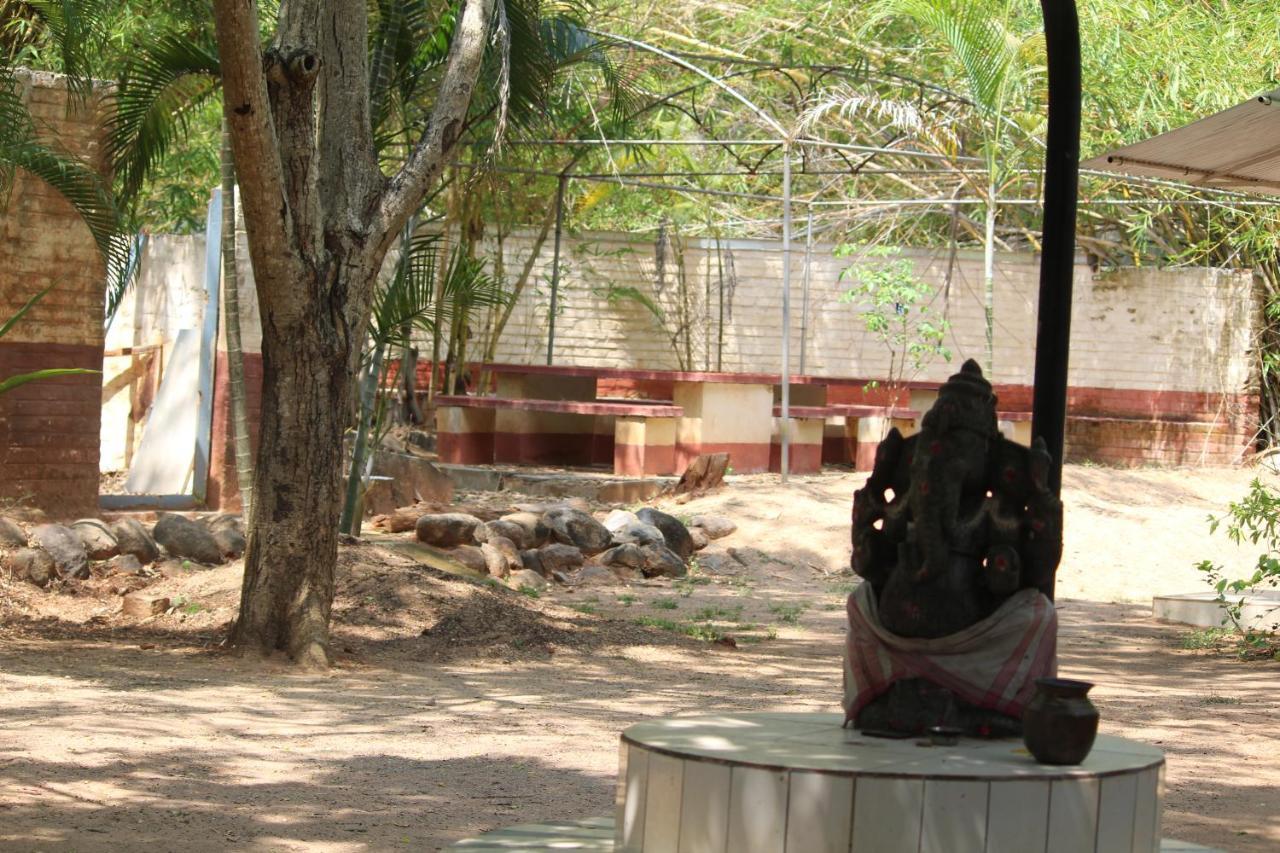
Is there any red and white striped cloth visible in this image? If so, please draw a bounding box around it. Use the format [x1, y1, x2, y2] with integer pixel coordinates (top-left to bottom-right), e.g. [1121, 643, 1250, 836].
[842, 582, 1058, 724]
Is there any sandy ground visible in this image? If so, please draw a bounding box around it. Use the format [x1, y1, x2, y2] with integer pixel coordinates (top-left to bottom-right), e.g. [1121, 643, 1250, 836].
[1, 464, 1278, 852]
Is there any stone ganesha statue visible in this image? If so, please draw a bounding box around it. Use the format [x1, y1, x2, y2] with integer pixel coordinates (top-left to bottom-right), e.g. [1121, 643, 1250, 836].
[843, 359, 1062, 737]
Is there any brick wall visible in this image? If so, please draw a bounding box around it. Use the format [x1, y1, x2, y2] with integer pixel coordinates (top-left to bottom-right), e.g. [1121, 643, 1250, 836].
[476, 230, 1259, 465]
[0, 71, 109, 516]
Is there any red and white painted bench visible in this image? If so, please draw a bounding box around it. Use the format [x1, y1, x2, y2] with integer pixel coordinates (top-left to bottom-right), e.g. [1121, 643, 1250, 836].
[772, 404, 921, 472]
[434, 396, 684, 476]
[484, 363, 780, 473]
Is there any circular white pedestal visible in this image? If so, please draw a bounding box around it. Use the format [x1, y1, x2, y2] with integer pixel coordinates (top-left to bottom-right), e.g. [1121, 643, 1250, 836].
[615, 712, 1165, 853]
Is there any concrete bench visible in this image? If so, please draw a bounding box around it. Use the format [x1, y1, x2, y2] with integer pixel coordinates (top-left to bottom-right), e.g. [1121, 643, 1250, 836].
[997, 410, 1032, 446]
[434, 396, 684, 476]
[771, 404, 920, 472]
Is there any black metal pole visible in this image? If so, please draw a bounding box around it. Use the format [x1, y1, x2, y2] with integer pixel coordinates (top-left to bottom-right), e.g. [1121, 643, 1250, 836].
[1032, 0, 1081, 497]
[546, 174, 567, 365]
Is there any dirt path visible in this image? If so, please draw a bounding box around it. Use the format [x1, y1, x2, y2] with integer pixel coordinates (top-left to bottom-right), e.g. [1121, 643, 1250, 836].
[1, 465, 1277, 852]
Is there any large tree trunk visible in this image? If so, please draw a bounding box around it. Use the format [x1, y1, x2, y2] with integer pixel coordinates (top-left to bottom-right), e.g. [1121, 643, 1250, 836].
[230, 273, 363, 666]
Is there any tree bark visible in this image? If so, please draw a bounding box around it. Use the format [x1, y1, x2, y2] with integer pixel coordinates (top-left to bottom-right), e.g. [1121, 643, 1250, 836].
[232, 301, 355, 667]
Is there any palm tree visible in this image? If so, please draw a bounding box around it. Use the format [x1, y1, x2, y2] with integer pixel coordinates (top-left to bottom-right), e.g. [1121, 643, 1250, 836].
[863, 0, 1042, 375]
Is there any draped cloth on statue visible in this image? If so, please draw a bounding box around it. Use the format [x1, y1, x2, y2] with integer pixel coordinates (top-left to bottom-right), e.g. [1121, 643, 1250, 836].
[843, 583, 1058, 724]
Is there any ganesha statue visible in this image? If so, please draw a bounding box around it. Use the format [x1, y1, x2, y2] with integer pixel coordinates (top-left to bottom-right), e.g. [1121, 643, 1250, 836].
[843, 359, 1062, 737]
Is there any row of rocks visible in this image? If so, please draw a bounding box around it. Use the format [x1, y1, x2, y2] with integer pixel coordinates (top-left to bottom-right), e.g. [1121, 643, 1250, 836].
[413, 503, 736, 590]
[0, 512, 245, 588]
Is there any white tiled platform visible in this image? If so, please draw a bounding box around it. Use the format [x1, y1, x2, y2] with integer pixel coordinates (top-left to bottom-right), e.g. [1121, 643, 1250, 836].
[615, 713, 1165, 853]
[447, 817, 1223, 852]
[1153, 589, 1280, 629]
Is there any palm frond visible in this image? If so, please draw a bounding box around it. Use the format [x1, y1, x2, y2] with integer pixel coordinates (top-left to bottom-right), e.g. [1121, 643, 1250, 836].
[105, 28, 220, 208]
[20, 0, 112, 101]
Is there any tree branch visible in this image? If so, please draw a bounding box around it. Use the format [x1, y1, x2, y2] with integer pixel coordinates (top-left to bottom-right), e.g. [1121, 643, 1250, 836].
[319, 0, 378, 235]
[374, 0, 496, 251]
[211, 0, 302, 301]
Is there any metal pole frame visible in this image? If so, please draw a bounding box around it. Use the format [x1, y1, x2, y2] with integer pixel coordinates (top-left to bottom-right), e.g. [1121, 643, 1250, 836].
[546, 174, 567, 366]
[780, 143, 793, 482]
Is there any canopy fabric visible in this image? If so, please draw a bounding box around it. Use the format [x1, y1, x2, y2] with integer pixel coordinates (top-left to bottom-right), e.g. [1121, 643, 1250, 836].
[1082, 87, 1280, 196]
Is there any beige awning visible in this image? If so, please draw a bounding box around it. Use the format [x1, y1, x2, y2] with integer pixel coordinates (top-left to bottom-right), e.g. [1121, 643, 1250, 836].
[1082, 87, 1280, 195]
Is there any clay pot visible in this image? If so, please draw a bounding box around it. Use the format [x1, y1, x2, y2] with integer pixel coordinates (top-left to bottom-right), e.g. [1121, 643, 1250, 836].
[1022, 678, 1099, 765]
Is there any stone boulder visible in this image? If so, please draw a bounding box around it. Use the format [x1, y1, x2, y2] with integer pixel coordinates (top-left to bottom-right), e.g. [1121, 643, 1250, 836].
[689, 528, 710, 551]
[4, 548, 57, 587]
[498, 512, 551, 548]
[475, 519, 535, 550]
[211, 527, 247, 559]
[414, 513, 482, 547]
[106, 554, 144, 575]
[601, 509, 639, 534]
[636, 508, 695, 560]
[373, 506, 424, 533]
[481, 537, 521, 578]
[536, 543, 585, 574]
[32, 524, 90, 579]
[599, 543, 646, 570]
[450, 544, 488, 574]
[109, 518, 161, 564]
[0, 516, 26, 548]
[152, 514, 223, 565]
[69, 520, 118, 561]
[610, 521, 666, 549]
[507, 568, 548, 592]
[573, 564, 621, 586]
[640, 544, 688, 578]
[542, 507, 612, 555]
[690, 514, 737, 540]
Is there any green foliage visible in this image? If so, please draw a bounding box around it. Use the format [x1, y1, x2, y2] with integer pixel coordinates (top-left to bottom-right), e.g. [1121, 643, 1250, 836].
[1196, 478, 1280, 641]
[651, 597, 678, 610]
[837, 244, 951, 387]
[768, 602, 806, 625]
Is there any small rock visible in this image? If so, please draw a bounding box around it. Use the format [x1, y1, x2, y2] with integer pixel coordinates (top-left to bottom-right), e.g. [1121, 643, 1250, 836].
[689, 528, 710, 551]
[211, 526, 247, 560]
[476, 519, 534, 549]
[106, 553, 144, 575]
[205, 513, 244, 535]
[507, 569, 548, 592]
[601, 509, 639, 533]
[542, 507, 612, 555]
[636, 508, 695, 560]
[611, 521, 666, 549]
[574, 564, 621, 586]
[414, 513, 483, 547]
[537, 543, 584, 574]
[599, 543, 646, 570]
[71, 519, 120, 560]
[153, 514, 223, 564]
[0, 516, 26, 548]
[374, 506, 422, 533]
[4, 548, 57, 587]
[450, 544, 488, 574]
[499, 512, 551, 548]
[551, 570, 573, 584]
[641, 544, 688, 578]
[519, 549, 544, 575]
[691, 515, 736, 540]
[122, 592, 170, 618]
[109, 518, 161, 564]
[481, 537, 521, 578]
[32, 524, 89, 579]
